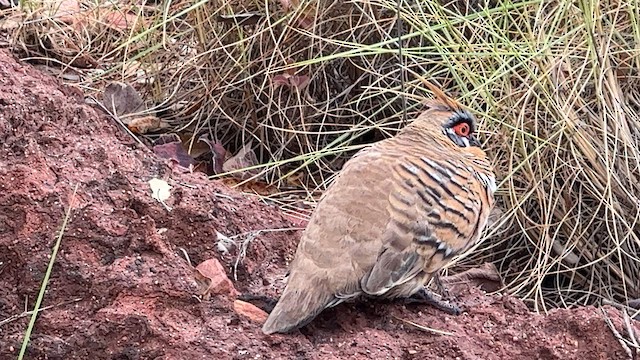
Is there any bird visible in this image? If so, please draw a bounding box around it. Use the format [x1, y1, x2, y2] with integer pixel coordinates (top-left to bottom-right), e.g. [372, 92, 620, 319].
[261, 81, 497, 335]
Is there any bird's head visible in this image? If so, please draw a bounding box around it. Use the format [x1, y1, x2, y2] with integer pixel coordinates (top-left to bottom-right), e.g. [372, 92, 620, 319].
[439, 108, 480, 148]
[407, 93, 483, 150]
[401, 70, 485, 151]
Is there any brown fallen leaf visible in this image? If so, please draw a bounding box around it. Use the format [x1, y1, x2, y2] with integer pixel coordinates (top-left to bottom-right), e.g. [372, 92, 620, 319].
[279, 0, 316, 29]
[179, 134, 214, 159]
[486, 205, 504, 228]
[193, 258, 238, 300]
[222, 141, 262, 180]
[285, 171, 306, 187]
[219, 177, 278, 197]
[0, 13, 21, 30]
[196, 134, 228, 174]
[48, 0, 81, 25]
[102, 9, 142, 32]
[0, 0, 14, 10]
[440, 263, 503, 293]
[272, 73, 311, 91]
[102, 82, 145, 118]
[279, 0, 296, 11]
[127, 115, 169, 134]
[154, 133, 181, 145]
[153, 140, 197, 169]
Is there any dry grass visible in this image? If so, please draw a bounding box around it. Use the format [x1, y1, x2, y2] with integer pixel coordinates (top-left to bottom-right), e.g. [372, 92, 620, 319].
[5, 0, 640, 313]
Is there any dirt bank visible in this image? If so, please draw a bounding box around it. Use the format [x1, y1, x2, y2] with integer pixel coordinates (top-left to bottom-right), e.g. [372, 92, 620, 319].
[0, 49, 637, 359]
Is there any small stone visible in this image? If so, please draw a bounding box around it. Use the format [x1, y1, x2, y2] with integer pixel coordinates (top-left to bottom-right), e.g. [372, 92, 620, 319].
[233, 300, 268, 323]
[194, 258, 238, 299]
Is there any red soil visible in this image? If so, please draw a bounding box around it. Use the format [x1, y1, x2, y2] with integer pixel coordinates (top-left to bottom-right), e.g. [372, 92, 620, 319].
[0, 49, 637, 360]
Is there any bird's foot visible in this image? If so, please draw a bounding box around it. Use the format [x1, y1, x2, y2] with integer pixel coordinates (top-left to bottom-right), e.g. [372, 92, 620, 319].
[238, 293, 279, 314]
[432, 273, 453, 300]
[405, 287, 462, 315]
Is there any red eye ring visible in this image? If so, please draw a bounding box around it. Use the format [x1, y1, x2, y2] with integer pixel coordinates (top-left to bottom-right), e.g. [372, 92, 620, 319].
[453, 122, 471, 137]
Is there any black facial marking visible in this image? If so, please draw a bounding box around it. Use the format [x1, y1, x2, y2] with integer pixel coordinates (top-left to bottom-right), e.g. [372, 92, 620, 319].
[443, 109, 476, 134]
[443, 110, 479, 148]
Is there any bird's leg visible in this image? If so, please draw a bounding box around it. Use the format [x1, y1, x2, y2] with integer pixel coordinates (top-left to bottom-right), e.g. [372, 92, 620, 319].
[432, 273, 453, 300]
[405, 287, 462, 315]
[237, 293, 279, 313]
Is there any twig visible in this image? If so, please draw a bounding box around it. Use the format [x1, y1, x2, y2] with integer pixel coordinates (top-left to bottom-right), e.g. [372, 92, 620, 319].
[233, 231, 260, 281]
[87, 96, 145, 147]
[622, 310, 640, 355]
[0, 298, 82, 327]
[179, 247, 192, 267]
[392, 315, 454, 336]
[601, 308, 634, 359]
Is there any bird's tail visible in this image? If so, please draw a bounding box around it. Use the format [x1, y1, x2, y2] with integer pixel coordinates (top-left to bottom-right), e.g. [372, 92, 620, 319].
[261, 275, 335, 335]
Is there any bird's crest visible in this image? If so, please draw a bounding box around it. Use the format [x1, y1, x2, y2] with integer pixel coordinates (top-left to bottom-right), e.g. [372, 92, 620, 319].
[402, 66, 464, 112]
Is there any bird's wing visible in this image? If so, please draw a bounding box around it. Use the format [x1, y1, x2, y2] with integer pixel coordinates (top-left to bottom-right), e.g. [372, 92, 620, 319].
[361, 152, 489, 296]
[292, 149, 398, 289]
[262, 148, 398, 334]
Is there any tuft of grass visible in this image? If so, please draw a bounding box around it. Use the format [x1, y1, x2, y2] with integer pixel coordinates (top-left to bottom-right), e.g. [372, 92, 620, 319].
[18, 184, 77, 359]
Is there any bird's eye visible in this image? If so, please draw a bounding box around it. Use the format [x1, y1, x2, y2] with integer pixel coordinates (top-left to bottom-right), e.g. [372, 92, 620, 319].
[453, 122, 471, 137]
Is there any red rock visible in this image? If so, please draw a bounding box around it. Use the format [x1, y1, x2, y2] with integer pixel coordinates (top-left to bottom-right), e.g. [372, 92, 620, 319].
[194, 258, 238, 299]
[233, 300, 268, 323]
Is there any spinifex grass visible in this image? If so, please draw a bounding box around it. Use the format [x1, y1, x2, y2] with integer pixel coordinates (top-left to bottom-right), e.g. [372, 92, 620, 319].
[18, 184, 77, 359]
[9, 0, 640, 312]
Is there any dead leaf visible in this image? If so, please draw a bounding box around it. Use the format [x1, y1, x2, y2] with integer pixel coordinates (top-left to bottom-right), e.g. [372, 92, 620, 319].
[295, 13, 314, 29]
[487, 206, 504, 228]
[197, 134, 227, 174]
[272, 74, 290, 87]
[285, 171, 306, 187]
[272, 68, 311, 91]
[178, 133, 216, 159]
[48, 0, 81, 24]
[279, 0, 315, 29]
[0, 14, 21, 30]
[127, 115, 169, 134]
[102, 10, 141, 32]
[222, 141, 261, 180]
[153, 141, 197, 169]
[440, 263, 503, 293]
[0, 0, 15, 10]
[219, 177, 277, 197]
[290, 74, 310, 90]
[148, 178, 172, 211]
[33, 64, 81, 82]
[154, 133, 181, 145]
[102, 82, 145, 119]
[279, 0, 297, 11]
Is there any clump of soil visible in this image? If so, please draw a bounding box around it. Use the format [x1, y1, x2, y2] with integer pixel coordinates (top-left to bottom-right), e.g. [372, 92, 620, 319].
[0, 49, 637, 359]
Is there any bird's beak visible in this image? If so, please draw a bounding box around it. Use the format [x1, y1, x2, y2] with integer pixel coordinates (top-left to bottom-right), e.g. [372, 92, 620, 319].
[446, 129, 474, 148]
[446, 129, 465, 147]
[469, 135, 481, 147]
